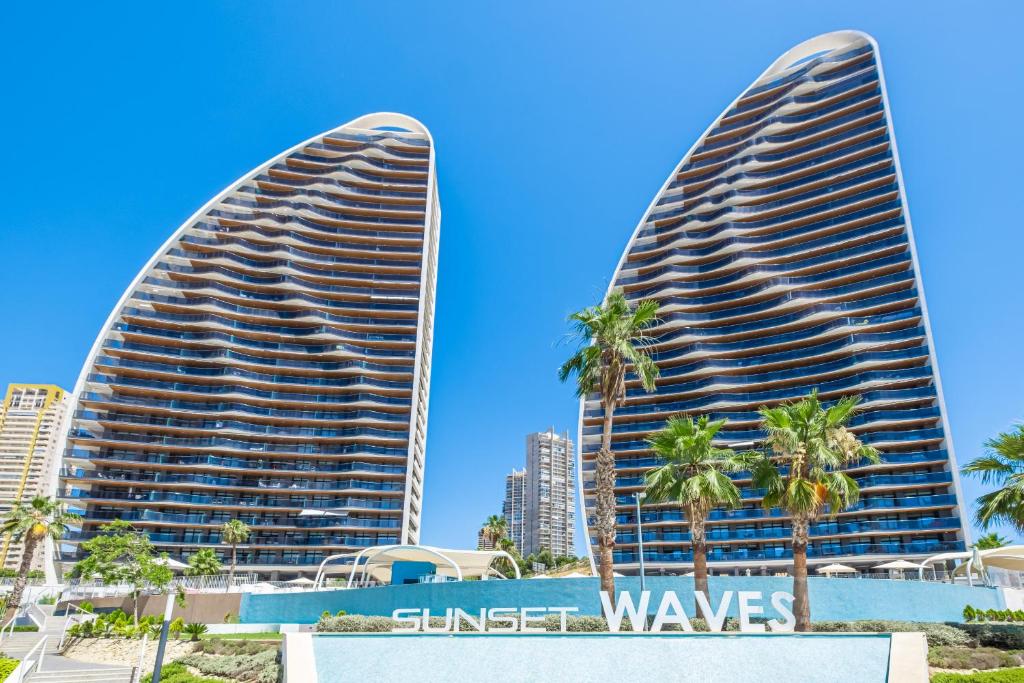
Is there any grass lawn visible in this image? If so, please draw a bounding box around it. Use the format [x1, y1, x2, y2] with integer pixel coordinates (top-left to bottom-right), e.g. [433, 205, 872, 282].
[199, 632, 283, 641]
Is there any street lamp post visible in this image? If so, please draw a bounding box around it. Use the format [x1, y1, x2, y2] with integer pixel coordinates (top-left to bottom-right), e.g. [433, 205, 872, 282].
[634, 492, 646, 594]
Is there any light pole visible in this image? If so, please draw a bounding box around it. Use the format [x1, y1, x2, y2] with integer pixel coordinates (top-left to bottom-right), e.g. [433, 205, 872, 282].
[634, 491, 646, 594]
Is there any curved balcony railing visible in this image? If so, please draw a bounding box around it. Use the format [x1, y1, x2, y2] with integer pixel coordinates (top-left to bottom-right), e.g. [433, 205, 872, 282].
[77, 392, 408, 423]
[93, 356, 412, 391]
[67, 449, 407, 475]
[86, 374, 412, 407]
[70, 426, 409, 456]
[74, 411, 408, 440]
[63, 468, 404, 492]
[614, 516, 961, 544]
[103, 340, 413, 375]
[587, 366, 933, 419]
[584, 405, 939, 438]
[87, 508, 401, 528]
[64, 489, 404, 510]
[612, 540, 963, 565]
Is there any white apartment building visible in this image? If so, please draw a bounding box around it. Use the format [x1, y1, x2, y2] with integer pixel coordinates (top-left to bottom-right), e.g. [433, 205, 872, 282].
[502, 468, 526, 552]
[524, 429, 575, 557]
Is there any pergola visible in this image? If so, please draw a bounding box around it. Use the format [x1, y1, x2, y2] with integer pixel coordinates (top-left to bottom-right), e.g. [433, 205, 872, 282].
[313, 545, 522, 589]
[920, 545, 1024, 586]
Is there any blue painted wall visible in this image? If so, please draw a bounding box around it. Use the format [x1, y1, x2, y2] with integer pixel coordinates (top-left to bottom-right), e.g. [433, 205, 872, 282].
[242, 576, 1006, 624]
[390, 561, 436, 585]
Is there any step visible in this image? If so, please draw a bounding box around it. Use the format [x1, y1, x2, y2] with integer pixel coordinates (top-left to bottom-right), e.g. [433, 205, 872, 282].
[26, 671, 132, 683]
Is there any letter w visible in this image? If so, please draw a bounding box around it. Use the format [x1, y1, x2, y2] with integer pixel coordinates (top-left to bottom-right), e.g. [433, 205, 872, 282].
[600, 591, 650, 632]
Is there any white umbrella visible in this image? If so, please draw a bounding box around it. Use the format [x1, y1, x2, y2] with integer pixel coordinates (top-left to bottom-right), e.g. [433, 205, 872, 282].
[154, 557, 188, 570]
[559, 572, 588, 578]
[683, 571, 695, 577]
[285, 577, 316, 585]
[873, 560, 923, 570]
[612, 571, 625, 577]
[530, 574, 551, 579]
[816, 563, 857, 575]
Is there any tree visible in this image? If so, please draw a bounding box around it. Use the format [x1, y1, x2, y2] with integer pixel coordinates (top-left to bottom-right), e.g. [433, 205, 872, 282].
[963, 425, 1024, 532]
[183, 548, 223, 577]
[644, 415, 749, 613]
[559, 289, 660, 603]
[220, 519, 251, 587]
[748, 392, 879, 631]
[70, 520, 173, 624]
[0, 496, 79, 619]
[974, 532, 1010, 550]
[482, 515, 508, 547]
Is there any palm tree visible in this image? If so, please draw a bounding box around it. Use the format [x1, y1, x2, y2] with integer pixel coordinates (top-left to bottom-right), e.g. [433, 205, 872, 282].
[973, 532, 1010, 550]
[559, 289, 660, 601]
[220, 519, 250, 587]
[963, 425, 1024, 532]
[482, 515, 508, 547]
[644, 415, 748, 612]
[0, 496, 79, 618]
[749, 392, 879, 631]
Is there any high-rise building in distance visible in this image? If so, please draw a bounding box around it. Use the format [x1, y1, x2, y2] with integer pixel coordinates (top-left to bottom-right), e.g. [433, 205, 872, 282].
[524, 429, 575, 557]
[59, 113, 440, 577]
[502, 468, 526, 553]
[0, 384, 69, 574]
[579, 31, 967, 575]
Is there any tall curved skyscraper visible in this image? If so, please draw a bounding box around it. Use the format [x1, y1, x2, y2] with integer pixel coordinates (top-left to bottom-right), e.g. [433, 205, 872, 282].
[60, 113, 439, 576]
[580, 32, 968, 575]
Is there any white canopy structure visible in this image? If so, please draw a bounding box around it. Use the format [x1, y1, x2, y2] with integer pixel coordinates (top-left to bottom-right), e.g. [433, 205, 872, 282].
[313, 545, 522, 588]
[874, 560, 924, 571]
[921, 545, 1024, 586]
[816, 563, 857, 575]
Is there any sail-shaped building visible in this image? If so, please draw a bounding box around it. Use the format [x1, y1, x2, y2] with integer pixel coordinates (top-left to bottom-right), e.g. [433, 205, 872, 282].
[59, 113, 439, 577]
[579, 32, 968, 575]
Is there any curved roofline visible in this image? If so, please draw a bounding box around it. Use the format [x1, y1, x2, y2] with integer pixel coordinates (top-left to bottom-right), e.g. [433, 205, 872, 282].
[577, 29, 968, 569]
[56, 111, 437, 481]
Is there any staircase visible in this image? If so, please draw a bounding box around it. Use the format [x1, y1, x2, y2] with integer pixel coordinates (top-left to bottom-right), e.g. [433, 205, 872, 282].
[0, 604, 133, 682]
[24, 668, 133, 683]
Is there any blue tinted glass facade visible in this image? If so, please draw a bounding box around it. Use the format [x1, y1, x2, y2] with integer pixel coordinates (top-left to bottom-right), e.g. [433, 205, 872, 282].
[580, 32, 967, 573]
[60, 114, 439, 576]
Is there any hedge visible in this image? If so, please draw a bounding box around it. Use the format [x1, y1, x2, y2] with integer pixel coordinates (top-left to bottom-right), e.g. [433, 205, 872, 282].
[952, 624, 1024, 650]
[811, 620, 974, 647]
[932, 668, 1024, 683]
[141, 663, 224, 683]
[0, 658, 17, 682]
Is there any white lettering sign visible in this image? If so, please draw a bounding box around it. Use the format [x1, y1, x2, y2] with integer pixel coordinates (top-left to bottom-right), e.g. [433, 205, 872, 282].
[600, 590, 796, 633]
[389, 590, 795, 633]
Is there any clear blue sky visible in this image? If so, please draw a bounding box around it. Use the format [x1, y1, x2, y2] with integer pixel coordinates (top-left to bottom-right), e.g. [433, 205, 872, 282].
[2, 1, 1022, 553]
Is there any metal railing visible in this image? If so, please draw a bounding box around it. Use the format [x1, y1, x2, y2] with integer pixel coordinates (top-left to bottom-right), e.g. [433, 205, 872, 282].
[58, 602, 97, 651]
[12, 635, 47, 683]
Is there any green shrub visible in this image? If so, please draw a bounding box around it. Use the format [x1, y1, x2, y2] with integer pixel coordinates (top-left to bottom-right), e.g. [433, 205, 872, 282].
[953, 623, 1024, 650]
[11, 625, 38, 632]
[0, 658, 18, 681]
[141, 662, 225, 683]
[929, 646, 1022, 670]
[178, 648, 279, 683]
[811, 620, 973, 647]
[931, 668, 1024, 683]
[77, 601, 94, 613]
[37, 595, 56, 605]
[335, 609, 346, 617]
[316, 615, 393, 633]
[183, 623, 209, 641]
[197, 639, 276, 656]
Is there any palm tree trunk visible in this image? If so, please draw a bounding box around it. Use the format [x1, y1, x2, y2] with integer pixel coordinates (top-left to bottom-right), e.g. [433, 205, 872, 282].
[595, 399, 618, 607]
[792, 516, 811, 632]
[5, 535, 38, 622]
[229, 544, 237, 588]
[690, 510, 709, 616]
